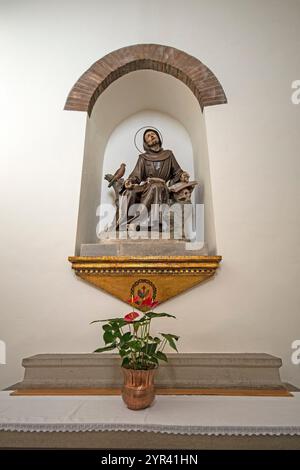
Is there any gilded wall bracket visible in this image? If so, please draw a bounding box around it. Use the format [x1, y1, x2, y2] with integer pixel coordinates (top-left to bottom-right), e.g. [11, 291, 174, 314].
[68, 256, 222, 312]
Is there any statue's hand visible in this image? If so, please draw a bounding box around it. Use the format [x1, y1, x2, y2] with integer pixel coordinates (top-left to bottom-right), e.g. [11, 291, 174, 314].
[124, 179, 134, 189]
[180, 172, 190, 183]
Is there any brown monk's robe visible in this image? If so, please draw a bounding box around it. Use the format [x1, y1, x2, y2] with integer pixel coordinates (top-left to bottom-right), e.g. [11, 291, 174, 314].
[118, 149, 185, 227]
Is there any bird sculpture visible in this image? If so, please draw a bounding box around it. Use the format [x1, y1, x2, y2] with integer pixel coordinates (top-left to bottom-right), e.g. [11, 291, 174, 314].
[107, 163, 126, 188]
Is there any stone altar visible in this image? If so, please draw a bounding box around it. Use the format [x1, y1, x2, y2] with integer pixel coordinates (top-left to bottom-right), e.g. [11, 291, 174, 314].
[10, 353, 287, 391]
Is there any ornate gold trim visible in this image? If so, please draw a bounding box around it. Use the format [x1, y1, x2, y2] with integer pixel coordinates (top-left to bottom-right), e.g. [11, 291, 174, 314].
[68, 255, 222, 311]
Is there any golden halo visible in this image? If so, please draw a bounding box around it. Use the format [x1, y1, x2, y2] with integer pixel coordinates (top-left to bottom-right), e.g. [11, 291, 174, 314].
[134, 126, 163, 153]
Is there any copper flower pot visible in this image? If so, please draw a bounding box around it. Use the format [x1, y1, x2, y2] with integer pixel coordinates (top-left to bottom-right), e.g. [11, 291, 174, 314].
[121, 367, 157, 410]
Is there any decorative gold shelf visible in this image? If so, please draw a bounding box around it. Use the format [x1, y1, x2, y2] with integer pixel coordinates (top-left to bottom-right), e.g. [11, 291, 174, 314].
[68, 255, 222, 311]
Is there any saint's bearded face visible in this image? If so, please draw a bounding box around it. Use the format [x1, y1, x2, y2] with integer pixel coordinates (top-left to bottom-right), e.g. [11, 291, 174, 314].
[144, 130, 160, 149]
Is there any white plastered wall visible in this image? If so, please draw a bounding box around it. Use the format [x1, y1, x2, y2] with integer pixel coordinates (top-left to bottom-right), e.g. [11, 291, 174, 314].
[0, 0, 300, 389]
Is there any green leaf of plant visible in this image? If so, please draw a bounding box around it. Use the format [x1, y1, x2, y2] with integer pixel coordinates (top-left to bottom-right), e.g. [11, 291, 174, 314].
[112, 328, 122, 339]
[161, 333, 179, 352]
[141, 343, 157, 355]
[146, 336, 161, 344]
[102, 324, 112, 331]
[103, 330, 115, 344]
[135, 317, 148, 325]
[120, 332, 132, 347]
[122, 332, 132, 341]
[145, 312, 176, 319]
[93, 343, 117, 353]
[91, 318, 128, 333]
[127, 340, 143, 352]
[148, 356, 159, 365]
[160, 333, 180, 341]
[122, 357, 130, 367]
[93, 317, 127, 326]
[155, 351, 168, 362]
[119, 348, 130, 357]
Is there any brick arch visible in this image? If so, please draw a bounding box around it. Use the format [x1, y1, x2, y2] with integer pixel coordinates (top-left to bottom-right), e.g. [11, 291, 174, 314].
[64, 44, 227, 116]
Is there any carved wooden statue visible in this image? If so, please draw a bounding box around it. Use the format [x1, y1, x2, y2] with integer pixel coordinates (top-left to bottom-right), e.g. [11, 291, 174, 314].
[105, 128, 198, 232]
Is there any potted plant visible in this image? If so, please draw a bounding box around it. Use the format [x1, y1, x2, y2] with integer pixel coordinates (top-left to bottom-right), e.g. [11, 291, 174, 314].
[91, 296, 179, 410]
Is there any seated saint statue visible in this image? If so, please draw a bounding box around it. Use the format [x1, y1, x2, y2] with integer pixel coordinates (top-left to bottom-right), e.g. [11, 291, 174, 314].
[105, 128, 196, 232]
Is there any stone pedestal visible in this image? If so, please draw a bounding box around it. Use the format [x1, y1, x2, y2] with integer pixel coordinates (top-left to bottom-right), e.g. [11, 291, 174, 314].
[10, 353, 286, 390]
[80, 240, 208, 256]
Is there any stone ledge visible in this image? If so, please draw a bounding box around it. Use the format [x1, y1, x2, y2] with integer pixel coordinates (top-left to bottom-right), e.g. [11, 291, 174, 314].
[10, 353, 286, 391]
[80, 240, 208, 257]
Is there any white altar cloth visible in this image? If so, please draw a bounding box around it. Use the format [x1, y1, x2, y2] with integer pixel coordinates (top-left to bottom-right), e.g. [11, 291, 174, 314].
[0, 391, 300, 436]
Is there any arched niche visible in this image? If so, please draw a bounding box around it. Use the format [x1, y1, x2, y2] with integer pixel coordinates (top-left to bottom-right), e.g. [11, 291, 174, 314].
[67, 44, 226, 308]
[75, 69, 219, 255]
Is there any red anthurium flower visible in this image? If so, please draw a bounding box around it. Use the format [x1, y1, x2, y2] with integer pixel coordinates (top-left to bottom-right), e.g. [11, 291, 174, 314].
[124, 311, 140, 322]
